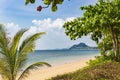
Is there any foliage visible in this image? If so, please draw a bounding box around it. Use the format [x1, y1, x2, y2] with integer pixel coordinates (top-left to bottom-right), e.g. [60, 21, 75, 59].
[0, 24, 51, 80]
[48, 62, 120, 80]
[25, 0, 64, 12]
[98, 36, 113, 56]
[63, 0, 120, 61]
[87, 56, 112, 67]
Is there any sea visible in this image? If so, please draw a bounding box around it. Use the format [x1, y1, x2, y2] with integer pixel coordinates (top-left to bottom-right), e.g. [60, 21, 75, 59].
[26, 50, 100, 67]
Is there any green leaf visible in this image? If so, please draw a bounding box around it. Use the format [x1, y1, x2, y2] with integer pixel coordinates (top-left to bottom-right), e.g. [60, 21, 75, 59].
[25, 0, 30, 5]
[56, 0, 64, 4]
[30, 0, 35, 4]
[52, 5, 57, 12]
[44, 0, 51, 5]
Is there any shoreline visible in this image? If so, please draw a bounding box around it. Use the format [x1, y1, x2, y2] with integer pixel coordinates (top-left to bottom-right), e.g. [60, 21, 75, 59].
[24, 57, 95, 80]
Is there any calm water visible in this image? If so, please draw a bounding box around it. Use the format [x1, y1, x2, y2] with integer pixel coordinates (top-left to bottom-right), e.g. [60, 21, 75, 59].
[27, 50, 100, 67]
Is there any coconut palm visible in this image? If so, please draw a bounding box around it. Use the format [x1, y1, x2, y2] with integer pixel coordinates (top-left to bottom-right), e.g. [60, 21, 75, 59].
[0, 24, 51, 80]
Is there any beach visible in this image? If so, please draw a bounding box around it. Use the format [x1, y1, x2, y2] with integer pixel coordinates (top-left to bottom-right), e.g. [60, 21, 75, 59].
[24, 58, 93, 80]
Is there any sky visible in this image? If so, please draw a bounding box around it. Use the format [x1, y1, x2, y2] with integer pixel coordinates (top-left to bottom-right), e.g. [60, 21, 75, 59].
[0, 0, 97, 50]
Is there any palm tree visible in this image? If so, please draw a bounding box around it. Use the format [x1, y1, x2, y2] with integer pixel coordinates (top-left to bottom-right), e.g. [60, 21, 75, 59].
[0, 24, 51, 80]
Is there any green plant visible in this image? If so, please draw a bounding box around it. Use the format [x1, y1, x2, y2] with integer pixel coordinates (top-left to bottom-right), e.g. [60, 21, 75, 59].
[0, 24, 51, 80]
[48, 62, 120, 80]
[87, 56, 112, 67]
[63, 0, 120, 62]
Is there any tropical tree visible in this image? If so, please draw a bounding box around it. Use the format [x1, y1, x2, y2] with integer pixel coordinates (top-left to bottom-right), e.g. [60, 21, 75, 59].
[0, 24, 51, 80]
[63, 0, 120, 61]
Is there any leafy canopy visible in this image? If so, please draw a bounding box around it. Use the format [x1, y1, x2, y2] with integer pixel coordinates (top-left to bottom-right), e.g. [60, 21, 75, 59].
[63, 0, 120, 61]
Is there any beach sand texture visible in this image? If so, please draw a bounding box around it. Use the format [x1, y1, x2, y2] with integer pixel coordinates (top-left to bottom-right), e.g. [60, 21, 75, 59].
[24, 59, 91, 80]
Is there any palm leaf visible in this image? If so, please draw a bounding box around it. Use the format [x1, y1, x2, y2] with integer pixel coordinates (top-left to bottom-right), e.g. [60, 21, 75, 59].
[18, 32, 45, 55]
[8, 29, 28, 79]
[15, 32, 45, 72]
[0, 24, 9, 56]
[10, 29, 28, 57]
[0, 58, 11, 80]
[0, 25, 49, 80]
[14, 54, 28, 76]
[14, 32, 45, 78]
[18, 62, 51, 80]
[0, 24, 12, 80]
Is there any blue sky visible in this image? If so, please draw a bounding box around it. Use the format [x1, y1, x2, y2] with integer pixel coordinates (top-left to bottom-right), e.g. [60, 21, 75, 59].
[0, 0, 97, 50]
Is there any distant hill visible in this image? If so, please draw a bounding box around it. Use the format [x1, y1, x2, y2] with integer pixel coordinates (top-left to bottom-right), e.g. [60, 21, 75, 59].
[69, 43, 97, 50]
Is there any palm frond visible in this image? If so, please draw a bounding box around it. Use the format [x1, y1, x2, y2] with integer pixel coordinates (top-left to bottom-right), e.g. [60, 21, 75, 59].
[0, 24, 9, 56]
[14, 54, 28, 76]
[0, 25, 12, 80]
[10, 29, 28, 57]
[18, 32, 45, 55]
[18, 62, 51, 80]
[0, 58, 11, 79]
[8, 29, 28, 79]
[15, 32, 45, 72]
[15, 32, 45, 79]
[0, 25, 48, 80]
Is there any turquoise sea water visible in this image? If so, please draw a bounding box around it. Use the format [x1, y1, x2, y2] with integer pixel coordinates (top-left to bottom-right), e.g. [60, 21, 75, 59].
[26, 50, 100, 67]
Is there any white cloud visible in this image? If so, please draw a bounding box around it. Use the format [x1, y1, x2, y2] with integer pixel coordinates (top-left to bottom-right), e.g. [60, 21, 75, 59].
[4, 17, 96, 50]
[5, 23, 21, 37]
[32, 18, 63, 31]
[65, 17, 75, 22]
[32, 17, 75, 31]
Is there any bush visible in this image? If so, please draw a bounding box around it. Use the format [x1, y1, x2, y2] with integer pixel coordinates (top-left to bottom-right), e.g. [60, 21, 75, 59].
[87, 55, 112, 67]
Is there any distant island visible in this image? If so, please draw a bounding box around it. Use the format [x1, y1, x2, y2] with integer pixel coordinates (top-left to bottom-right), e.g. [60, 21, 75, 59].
[69, 43, 98, 50]
[38, 43, 98, 50]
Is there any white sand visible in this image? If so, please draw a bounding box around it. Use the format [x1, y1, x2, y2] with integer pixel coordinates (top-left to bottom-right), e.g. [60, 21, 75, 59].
[24, 58, 93, 80]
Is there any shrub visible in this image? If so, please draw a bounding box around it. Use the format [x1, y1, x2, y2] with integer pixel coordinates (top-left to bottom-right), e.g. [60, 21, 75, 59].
[87, 55, 112, 67]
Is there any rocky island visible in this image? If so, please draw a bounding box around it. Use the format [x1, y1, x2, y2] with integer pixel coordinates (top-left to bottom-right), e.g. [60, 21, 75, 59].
[69, 43, 98, 50]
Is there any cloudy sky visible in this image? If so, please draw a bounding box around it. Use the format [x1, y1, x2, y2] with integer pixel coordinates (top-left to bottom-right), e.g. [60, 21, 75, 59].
[0, 0, 97, 50]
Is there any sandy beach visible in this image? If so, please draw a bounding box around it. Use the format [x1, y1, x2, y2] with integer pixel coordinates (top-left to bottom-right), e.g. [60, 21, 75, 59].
[24, 58, 93, 80]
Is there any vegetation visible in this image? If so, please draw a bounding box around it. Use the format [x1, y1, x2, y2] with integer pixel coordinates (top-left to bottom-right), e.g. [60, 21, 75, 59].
[48, 61, 120, 80]
[0, 24, 51, 80]
[25, 0, 65, 12]
[49, 0, 120, 79]
[63, 0, 120, 62]
[1, 0, 120, 80]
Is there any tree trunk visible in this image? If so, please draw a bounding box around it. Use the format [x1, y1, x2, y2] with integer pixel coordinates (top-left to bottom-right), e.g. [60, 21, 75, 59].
[115, 35, 120, 61]
[109, 26, 120, 61]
